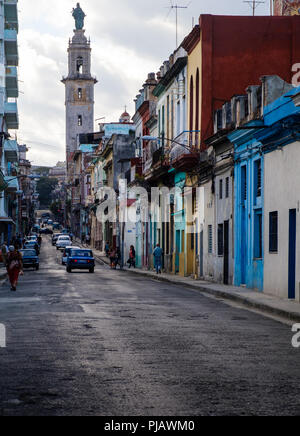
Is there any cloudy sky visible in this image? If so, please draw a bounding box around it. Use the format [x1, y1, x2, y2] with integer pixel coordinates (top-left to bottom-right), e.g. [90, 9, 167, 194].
[17, 0, 271, 166]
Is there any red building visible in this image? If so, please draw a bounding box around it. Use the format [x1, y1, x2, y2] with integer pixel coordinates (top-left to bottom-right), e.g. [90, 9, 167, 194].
[182, 14, 300, 150]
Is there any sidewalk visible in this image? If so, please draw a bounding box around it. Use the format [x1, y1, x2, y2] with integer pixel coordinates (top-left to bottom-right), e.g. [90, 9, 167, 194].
[77, 240, 300, 323]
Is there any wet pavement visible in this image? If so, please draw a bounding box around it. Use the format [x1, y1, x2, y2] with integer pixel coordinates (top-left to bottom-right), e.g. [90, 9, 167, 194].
[0, 237, 299, 416]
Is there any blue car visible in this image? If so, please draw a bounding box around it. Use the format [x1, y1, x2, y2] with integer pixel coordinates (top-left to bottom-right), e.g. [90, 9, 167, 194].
[66, 249, 95, 273]
[20, 249, 40, 271]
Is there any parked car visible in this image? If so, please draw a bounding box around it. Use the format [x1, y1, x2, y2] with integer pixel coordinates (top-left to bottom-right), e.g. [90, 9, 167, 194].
[20, 249, 39, 271]
[40, 228, 53, 235]
[62, 246, 80, 265]
[56, 236, 72, 251]
[23, 241, 39, 255]
[66, 249, 95, 273]
[52, 233, 64, 246]
[27, 235, 38, 244]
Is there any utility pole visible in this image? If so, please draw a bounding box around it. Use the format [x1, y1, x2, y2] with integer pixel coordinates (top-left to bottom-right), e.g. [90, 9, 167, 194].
[244, 0, 265, 16]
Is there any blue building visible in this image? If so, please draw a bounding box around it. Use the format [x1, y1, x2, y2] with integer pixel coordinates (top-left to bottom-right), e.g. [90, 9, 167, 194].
[230, 121, 265, 291]
[229, 76, 300, 295]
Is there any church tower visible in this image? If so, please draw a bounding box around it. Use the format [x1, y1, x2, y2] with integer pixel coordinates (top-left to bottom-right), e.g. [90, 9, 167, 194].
[62, 3, 97, 168]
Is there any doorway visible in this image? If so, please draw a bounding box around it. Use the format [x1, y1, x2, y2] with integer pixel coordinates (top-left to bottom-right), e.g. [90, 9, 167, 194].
[223, 220, 229, 285]
[288, 209, 296, 299]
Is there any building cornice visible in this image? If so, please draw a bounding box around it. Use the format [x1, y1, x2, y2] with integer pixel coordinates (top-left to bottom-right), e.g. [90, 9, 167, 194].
[153, 57, 188, 98]
[181, 25, 200, 55]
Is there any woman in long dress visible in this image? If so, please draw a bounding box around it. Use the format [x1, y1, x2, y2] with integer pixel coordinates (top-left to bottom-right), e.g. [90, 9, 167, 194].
[6, 246, 23, 292]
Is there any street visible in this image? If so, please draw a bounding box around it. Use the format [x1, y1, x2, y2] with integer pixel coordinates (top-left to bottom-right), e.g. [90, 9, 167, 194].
[0, 237, 299, 416]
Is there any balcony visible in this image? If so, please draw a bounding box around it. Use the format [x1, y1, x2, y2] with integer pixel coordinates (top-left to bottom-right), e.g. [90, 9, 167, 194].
[4, 101, 18, 129]
[4, 139, 18, 162]
[170, 132, 199, 171]
[4, 29, 18, 66]
[4, 0, 18, 32]
[4, 175, 19, 192]
[6, 66, 18, 98]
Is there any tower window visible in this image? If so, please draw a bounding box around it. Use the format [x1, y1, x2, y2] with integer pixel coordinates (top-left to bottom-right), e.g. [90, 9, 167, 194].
[78, 88, 82, 99]
[78, 115, 82, 126]
[76, 57, 83, 74]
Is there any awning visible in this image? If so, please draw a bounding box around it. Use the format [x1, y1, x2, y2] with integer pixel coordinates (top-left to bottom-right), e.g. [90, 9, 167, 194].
[0, 217, 16, 225]
[4, 176, 19, 192]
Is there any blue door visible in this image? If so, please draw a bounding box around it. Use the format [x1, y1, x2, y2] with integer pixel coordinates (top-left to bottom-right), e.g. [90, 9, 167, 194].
[240, 166, 247, 285]
[288, 209, 296, 299]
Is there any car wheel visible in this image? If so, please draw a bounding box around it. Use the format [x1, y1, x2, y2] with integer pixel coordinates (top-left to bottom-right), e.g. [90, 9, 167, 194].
[36, 265, 39, 271]
[89, 268, 95, 274]
[67, 267, 72, 273]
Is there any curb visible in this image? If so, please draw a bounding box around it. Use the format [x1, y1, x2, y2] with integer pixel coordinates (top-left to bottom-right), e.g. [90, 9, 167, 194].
[94, 257, 300, 323]
[134, 271, 300, 323]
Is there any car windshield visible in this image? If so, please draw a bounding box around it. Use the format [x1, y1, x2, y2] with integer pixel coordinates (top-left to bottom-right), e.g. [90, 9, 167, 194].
[21, 250, 36, 257]
[59, 237, 70, 241]
[71, 250, 92, 258]
[25, 242, 35, 246]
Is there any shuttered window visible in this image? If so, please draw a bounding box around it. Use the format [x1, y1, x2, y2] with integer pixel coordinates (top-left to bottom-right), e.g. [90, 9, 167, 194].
[208, 225, 213, 254]
[226, 177, 230, 198]
[269, 211, 278, 253]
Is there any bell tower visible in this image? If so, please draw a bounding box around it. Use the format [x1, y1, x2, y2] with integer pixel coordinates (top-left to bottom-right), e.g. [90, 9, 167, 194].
[62, 3, 97, 168]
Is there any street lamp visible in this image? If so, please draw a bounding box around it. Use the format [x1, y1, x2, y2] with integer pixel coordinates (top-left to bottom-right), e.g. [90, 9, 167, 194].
[141, 134, 199, 153]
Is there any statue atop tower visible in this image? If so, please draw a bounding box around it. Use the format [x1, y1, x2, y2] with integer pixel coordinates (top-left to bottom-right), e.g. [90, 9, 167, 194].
[72, 3, 86, 30]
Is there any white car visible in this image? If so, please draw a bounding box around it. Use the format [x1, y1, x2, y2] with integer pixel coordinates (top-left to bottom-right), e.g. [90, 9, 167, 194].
[56, 236, 72, 251]
[62, 246, 80, 265]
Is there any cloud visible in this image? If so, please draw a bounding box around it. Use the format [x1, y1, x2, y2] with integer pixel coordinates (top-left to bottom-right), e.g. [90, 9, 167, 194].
[17, 0, 270, 166]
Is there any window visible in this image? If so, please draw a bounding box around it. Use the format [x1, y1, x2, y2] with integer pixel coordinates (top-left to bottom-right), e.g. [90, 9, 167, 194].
[226, 177, 230, 198]
[208, 225, 213, 254]
[76, 57, 83, 74]
[218, 224, 224, 256]
[269, 211, 278, 253]
[78, 88, 82, 99]
[219, 179, 223, 200]
[78, 115, 82, 126]
[189, 76, 194, 133]
[254, 159, 262, 199]
[158, 109, 161, 136]
[254, 210, 263, 259]
[241, 166, 247, 202]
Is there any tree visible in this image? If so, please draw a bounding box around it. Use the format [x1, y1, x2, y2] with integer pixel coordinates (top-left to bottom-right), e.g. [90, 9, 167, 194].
[36, 177, 58, 207]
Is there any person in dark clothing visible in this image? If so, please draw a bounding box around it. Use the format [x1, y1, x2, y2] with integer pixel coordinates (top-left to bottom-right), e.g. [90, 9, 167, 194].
[127, 246, 136, 268]
[105, 242, 110, 257]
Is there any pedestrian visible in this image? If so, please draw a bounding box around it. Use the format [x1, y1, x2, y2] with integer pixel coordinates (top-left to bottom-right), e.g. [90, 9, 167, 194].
[109, 247, 117, 269]
[16, 234, 22, 249]
[86, 233, 91, 246]
[38, 235, 42, 246]
[127, 245, 136, 269]
[6, 246, 23, 292]
[1, 242, 8, 266]
[105, 241, 110, 257]
[153, 244, 163, 275]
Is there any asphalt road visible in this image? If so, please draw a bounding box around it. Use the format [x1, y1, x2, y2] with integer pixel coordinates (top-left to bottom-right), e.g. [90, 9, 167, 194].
[0, 237, 299, 416]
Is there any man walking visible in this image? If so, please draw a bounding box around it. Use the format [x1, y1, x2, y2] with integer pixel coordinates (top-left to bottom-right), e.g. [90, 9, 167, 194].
[153, 244, 163, 275]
